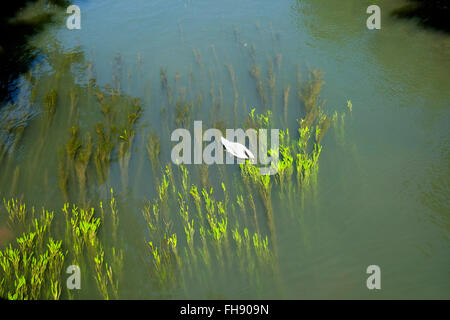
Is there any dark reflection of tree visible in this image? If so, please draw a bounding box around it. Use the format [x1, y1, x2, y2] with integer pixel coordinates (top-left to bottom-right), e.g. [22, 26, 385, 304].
[0, 0, 70, 104]
[392, 0, 450, 33]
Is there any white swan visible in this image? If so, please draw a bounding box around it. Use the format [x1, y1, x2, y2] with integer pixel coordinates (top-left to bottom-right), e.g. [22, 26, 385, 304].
[220, 136, 255, 160]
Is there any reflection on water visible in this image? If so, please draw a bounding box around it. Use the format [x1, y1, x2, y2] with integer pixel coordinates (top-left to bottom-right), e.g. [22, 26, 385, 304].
[392, 0, 450, 33]
[0, 0, 70, 103]
[0, 0, 448, 299]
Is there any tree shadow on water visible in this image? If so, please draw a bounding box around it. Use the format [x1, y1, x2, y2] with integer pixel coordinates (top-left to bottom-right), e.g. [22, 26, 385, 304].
[0, 1, 70, 104]
[391, 0, 450, 33]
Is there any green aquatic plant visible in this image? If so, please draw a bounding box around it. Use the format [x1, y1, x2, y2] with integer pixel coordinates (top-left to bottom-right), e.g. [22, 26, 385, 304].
[44, 89, 57, 123]
[9, 166, 20, 197]
[33, 209, 54, 253]
[178, 194, 196, 265]
[95, 89, 118, 126]
[283, 85, 290, 124]
[0, 31, 352, 298]
[66, 126, 82, 162]
[347, 99, 353, 113]
[118, 128, 135, 185]
[94, 249, 112, 299]
[332, 110, 346, 144]
[245, 108, 271, 131]
[160, 67, 168, 91]
[267, 58, 276, 109]
[179, 165, 190, 199]
[190, 185, 204, 226]
[109, 189, 119, 242]
[74, 132, 93, 204]
[94, 248, 119, 300]
[299, 68, 324, 123]
[118, 99, 142, 188]
[175, 101, 193, 128]
[240, 161, 276, 255]
[61, 196, 123, 299]
[226, 64, 237, 91]
[249, 65, 267, 108]
[69, 87, 79, 125]
[295, 142, 322, 188]
[315, 112, 331, 144]
[94, 122, 117, 185]
[165, 163, 176, 195]
[58, 148, 69, 202]
[202, 188, 226, 267]
[0, 228, 65, 300]
[276, 133, 294, 197]
[147, 130, 161, 175]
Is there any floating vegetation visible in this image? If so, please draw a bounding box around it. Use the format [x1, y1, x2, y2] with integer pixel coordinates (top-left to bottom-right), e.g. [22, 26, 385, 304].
[147, 130, 161, 175]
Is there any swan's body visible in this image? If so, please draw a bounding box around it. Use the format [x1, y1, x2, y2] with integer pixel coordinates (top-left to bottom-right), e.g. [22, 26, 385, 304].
[220, 136, 255, 160]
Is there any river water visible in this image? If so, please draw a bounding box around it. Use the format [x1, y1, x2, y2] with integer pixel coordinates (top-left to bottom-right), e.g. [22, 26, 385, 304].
[0, 0, 448, 299]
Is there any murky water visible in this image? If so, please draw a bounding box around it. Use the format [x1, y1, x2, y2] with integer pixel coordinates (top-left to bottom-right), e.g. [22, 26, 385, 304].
[0, 0, 448, 299]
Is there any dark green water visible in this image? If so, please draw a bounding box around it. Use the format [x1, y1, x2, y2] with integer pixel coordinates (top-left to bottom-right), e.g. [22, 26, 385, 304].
[0, 0, 448, 299]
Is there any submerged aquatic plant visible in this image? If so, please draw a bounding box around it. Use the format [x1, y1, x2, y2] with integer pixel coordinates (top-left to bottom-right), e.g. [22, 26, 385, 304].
[283, 85, 290, 124]
[0, 202, 65, 300]
[74, 133, 93, 204]
[175, 101, 193, 128]
[147, 130, 161, 175]
[249, 66, 267, 108]
[118, 99, 142, 188]
[0, 31, 354, 299]
[44, 89, 57, 123]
